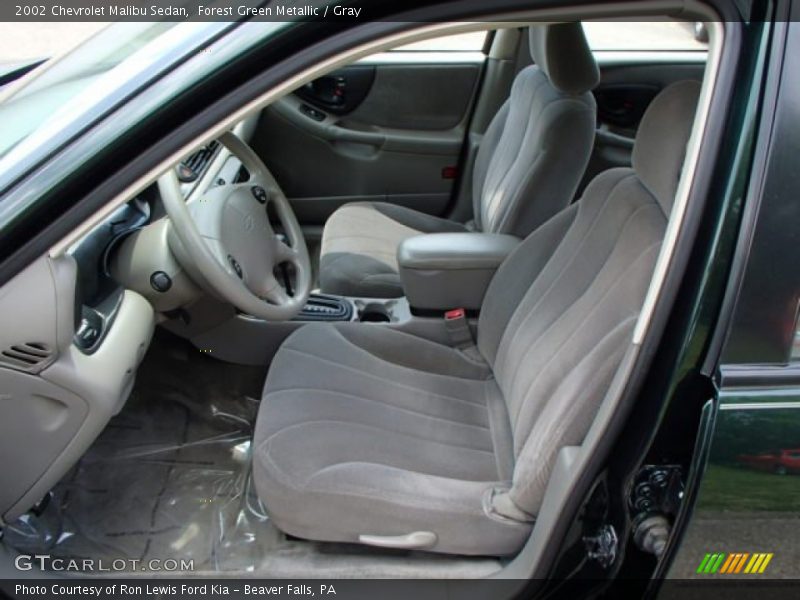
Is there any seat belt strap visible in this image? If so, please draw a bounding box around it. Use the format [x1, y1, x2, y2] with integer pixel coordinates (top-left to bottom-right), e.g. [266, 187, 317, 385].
[444, 308, 483, 362]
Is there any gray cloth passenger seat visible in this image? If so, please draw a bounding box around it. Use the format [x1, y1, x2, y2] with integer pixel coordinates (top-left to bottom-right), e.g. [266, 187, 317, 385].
[252, 80, 701, 556]
[318, 23, 600, 297]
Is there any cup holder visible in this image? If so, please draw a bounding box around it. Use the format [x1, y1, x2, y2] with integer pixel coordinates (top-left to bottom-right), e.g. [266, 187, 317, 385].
[359, 303, 391, 323]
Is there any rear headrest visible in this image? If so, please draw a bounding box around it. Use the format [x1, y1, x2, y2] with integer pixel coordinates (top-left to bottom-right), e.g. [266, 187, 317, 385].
[633, 80, 701, 215]
[528, 23, 599, 95]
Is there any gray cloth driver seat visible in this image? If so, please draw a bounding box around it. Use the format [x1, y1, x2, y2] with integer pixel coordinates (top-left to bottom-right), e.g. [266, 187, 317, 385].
[253, 81, 701, 556]
[318, 23, 600, 297]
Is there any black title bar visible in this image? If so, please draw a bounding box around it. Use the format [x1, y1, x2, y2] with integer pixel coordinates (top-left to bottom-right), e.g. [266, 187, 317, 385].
[6, 0, 368, 22]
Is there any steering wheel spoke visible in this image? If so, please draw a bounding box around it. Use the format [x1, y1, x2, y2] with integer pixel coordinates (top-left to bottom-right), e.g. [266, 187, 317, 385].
[275, 237, 300, 263]
[263, 275, 292, 306]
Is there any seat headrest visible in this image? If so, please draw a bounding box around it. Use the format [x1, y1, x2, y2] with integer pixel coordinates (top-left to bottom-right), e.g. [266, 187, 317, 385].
[632, 80, 702, 215]
[528, 23, 600, 95]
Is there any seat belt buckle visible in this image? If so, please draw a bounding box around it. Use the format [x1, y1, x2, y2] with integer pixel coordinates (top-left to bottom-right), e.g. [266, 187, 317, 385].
[444, 308, 473, 348]
[444, 308, 483, 361]
[445, 308, 466, 321]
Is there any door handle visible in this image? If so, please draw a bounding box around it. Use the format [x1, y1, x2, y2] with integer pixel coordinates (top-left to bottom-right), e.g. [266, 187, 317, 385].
[301, 74, 347, 109]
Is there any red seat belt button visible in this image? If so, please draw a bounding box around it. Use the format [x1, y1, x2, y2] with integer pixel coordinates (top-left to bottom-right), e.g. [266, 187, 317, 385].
[445, 308, 465, 320]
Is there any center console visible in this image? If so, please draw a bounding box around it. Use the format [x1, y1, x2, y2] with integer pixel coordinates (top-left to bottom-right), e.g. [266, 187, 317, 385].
[178, 232, 519, 366]
[397, 232, 520, 311]
[293, 232, 520, 325]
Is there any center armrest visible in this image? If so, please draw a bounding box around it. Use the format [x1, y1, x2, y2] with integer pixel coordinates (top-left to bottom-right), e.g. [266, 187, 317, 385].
[397, 233, 520, 311]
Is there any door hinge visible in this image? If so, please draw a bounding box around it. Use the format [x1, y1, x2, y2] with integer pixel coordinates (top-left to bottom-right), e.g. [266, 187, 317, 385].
[629, 465, 683, 557]
[630, 465, 684, 516]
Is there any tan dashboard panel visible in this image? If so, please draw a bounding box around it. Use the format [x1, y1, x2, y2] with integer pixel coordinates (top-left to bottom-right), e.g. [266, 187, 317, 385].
[0, 253, 155, 521]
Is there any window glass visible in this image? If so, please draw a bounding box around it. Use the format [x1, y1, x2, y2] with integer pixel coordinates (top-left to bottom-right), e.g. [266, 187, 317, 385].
[792, 328, 800, 361]
[0, 22, 180, 157]
[583, 21, 708, 51]
[392, 32, 487, 52]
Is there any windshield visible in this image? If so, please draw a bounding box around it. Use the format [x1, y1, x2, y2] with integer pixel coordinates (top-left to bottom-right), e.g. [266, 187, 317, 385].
[0, 22, 107, 64]
[0, 22, 179, 157]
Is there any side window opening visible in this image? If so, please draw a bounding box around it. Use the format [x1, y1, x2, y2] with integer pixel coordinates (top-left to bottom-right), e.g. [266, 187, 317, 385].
[391, 32, 488, 53]
[582, 20, 708, 51]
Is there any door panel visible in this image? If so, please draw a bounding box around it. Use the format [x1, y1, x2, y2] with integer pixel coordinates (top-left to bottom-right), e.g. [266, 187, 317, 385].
[595, 82, 660, 131]
[668, 20, 797, 579]
[668, 389, 800, 578]
[252, 59, 483, 226]
[346, 64, 479, 130]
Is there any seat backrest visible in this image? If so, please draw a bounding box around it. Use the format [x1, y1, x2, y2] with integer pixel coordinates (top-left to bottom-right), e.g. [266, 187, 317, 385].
[477, 80, 701, 516]
[472, 23, 599, 238]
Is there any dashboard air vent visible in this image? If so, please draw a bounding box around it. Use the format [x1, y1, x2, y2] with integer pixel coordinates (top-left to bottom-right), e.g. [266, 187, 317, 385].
[177, 140, 220, 183]
[0, 342, 54, 371]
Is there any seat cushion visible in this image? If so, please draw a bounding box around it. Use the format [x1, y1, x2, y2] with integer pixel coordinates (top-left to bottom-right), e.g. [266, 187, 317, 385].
[319, 202, 466, 297]
[252, 323, 531, 556]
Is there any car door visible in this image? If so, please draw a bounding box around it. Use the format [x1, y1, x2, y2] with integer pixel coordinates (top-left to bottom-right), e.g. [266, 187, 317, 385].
[666, 17, 800, 579]
[251, 32, 487, 228]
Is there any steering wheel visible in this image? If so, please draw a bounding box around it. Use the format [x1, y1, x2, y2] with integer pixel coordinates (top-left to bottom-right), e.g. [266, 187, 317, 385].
[159, 132, 312, 321]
